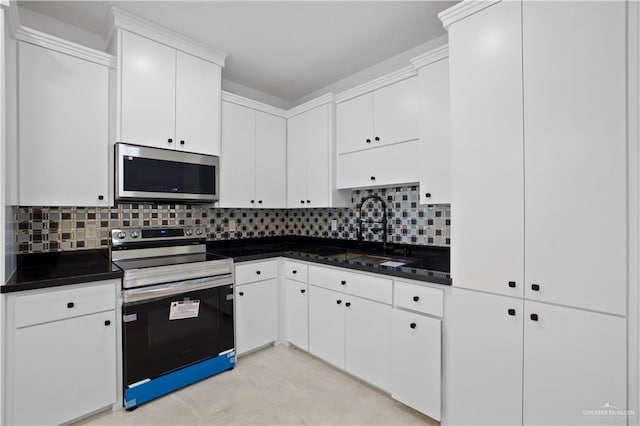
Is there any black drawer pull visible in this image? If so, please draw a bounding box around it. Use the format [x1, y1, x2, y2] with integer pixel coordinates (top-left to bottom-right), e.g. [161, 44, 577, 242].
[67, 302, 74, 309]
[300, 289, 306, 294]
[168, 138, 173, 143]
[530, 313, 539, 321]
[508, 309, 516, 316]
[345, 302, 351, 307]
[532, 284, 540, 291]
[98, 195, 104, 200]
[336, 300, 342, 305]
[180, 140, 185, 145]
[508, 281, 516, 288]
[370, 176, 376, 181]
[104, 320, 111, 326]
[341, 280, 347, 285]
[256, 270, 261, 275]
[410, 322, 417, 329]
[424, 193, 431, 198]
[413, 296, 419, 302]
[239, 291, 244, 296]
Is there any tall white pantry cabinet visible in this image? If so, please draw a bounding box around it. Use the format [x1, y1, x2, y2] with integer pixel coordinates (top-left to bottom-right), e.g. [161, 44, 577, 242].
[442, 1, 628, 426]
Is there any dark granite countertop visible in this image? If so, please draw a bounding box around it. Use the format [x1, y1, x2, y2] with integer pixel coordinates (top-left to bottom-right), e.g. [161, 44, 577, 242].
[2, 249, 122, 293]
[207, 237, 451, 286]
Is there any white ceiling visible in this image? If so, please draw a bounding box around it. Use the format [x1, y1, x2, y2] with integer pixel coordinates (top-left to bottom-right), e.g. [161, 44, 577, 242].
[17, 1, 455, 103]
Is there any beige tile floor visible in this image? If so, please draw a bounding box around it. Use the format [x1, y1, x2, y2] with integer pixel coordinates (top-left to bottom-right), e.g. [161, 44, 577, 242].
[77, 344, 439, 426]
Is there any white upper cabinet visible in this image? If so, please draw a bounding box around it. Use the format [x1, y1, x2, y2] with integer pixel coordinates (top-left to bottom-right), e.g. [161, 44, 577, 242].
[18, 40, 112, 207]
[522, 1, 627, 315]
[448, 0, 524, 297]
[219, 97, 286, 208]
[412, 47, 451, 205]
[337, 76, 419, 155]
[287, 101, 350, 208]
[119, 30, 221, 155]
[175, 51, 222, 156]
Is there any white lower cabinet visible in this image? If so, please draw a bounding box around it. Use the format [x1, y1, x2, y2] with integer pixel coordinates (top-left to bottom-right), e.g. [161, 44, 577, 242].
[446, 288, 626, 426]
[285, 279, 309, 351]
[5, 281, 118, 426]
[235, 278, 278, 355]
[345, 297, 391, 392]
[308, 285, 345, 368]
[391, 310, 441, 421]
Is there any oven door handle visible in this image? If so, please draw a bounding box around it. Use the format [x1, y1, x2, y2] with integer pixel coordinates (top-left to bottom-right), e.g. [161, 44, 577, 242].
[123, 274, 233, 304]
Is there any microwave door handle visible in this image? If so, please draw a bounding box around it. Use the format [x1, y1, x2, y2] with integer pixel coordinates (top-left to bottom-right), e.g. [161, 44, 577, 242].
[123, 274, 233, 304]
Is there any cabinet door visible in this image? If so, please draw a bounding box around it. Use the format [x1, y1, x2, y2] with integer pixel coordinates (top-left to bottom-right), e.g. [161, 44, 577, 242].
[391, 309, 441, 421]
[255, 111, 286, 208]
[175, 51, 221, 156]
[418, 58, 451, 205]
[523, 1, 626, 315]
[13, 311, 116, 425]
[449, 0, 524, 297]
[344, 296, 391, 392]
[305, 105, 331, 207]
[287, 112, 308, 207]
[336, 92, 374, 154]
[18, 42, 110, 206]
[219, 101, 256, 208]
[337, 140, 420, 189]
[445, 289, 523, 426]
[523, 302, 626, 426]
[235, 279, 278, 355]
[285, 279, 308, 351]
[121, 30, 176, 149]
[308, 285, 345, 368]
[373, 77, 419, 148]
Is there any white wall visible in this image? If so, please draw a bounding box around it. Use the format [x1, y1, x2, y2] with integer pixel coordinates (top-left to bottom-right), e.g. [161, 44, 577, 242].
[17, 6, 104, 51]
[294, 34, 448, 106]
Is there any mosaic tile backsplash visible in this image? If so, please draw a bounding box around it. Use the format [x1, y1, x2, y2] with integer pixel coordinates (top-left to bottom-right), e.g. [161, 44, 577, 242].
[15, 185, 450, 254]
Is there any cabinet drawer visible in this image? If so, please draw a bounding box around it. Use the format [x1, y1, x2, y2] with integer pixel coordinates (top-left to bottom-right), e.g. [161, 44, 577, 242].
[283, 260, 308, 282]
[309, 265, 392, 304]
[14, 281, 117, 328]
[394, 280, 443, 317]
[235, 260, 278, 285]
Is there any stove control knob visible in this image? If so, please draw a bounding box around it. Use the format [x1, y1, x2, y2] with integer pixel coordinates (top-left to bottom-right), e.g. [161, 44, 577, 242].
[195, 228, 203, 236]
[116, 231, 126, 239]
[130, 231, 139, 239]
[185, 229, 193, 236]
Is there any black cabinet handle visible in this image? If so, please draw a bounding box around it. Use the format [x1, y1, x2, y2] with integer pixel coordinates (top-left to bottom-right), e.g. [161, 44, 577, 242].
[375, 136, 380, 141]
[341, 280, 346, 285]
[104, 320, 111, 326]
[508, 281, 516, 288]
[306, 200, 310, 203]
[292, 270, 297, 274]
[300, 289, 306, 294]
[250, 200, 255, 204]
[67, 302, 74, 309]
[180, 140, 185, 145]
[530, 313, 539, 321]
[239, 291, 244, 296]
[508, 308, 516, 316]
[532, 284, 540, 291]
[366, 139, 371, 143]
[370, 176, 376, 181]
[424, 193, 431, 198]
[300, 200, 305, 204]
[258, 200, 263, 204]
[345, 302, 351, 307]
[168, 138, 173, 143]
[256, 270, 261, 275]
[413, 296, 419, 302]
[98, 195, 104, 200]
[410, 322, 417, 329]
[336, 300, 342, 305]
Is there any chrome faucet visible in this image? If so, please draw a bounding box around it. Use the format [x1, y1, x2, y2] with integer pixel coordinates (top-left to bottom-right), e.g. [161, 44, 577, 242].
[357, 195, 388, 252]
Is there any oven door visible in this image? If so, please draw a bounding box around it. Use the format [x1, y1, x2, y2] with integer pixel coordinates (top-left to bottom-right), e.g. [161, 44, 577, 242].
[116, 143, 219, 203]
[122, 278, 234, 387]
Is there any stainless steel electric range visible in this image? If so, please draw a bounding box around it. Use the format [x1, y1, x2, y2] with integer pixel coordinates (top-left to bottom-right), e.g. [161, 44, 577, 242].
[111, 227, 235, 410]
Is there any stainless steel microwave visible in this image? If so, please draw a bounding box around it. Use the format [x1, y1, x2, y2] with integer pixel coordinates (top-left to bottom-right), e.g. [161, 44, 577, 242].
[115, 143, 219, 203]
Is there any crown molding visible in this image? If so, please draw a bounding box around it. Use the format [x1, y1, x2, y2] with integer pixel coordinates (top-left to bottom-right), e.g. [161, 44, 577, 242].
[410, 44, 449, 69]
[4, 1, 20, 37]
[336, 65, 417, 103]
[438, 0, 501, 30]
[16, 26, 116, 68]
[287, 93, 335, 118]
[221, 91, 288, 118]
[108, 7, 227, 67]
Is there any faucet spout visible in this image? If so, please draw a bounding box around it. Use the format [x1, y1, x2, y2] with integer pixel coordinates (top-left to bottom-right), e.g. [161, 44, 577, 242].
[358, 195, 388, 252]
